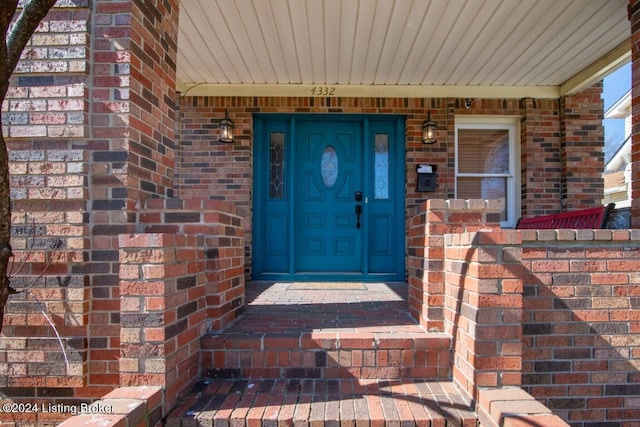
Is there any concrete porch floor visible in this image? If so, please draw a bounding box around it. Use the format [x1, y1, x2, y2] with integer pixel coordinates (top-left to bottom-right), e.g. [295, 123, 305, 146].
[165, 282, 477, 426]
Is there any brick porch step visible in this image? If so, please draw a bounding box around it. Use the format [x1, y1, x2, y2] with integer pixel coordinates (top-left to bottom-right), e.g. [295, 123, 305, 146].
[201, 331, 452, 380]
[165, 379, 477, 427]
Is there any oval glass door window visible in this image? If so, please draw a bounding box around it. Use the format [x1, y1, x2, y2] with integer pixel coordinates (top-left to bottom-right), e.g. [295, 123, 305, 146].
[321, 145, 338, 188]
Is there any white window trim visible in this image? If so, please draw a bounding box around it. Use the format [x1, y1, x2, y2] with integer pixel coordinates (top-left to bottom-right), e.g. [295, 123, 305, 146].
[455, 116, 521, 228]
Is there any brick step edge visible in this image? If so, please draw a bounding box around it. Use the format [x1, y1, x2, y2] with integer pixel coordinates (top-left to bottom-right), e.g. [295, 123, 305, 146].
[201, 331, 452, 379]
[201, 332, 453, 351]
[165, 379, 477, 427]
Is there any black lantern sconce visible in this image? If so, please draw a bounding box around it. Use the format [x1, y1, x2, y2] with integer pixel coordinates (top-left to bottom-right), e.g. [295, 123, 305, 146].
[422, 111, 437, 144]
[219, 109, 234, 143]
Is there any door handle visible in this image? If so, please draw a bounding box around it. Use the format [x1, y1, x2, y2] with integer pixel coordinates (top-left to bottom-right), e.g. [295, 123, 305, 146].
[355, 205, 362, 229]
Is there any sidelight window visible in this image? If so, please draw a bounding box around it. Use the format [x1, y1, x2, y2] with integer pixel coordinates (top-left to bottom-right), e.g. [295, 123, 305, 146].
[374, 134, 390, 199]
[269, 132, 285, 199]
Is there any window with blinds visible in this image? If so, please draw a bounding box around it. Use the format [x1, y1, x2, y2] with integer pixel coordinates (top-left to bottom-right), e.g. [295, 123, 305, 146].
[455, 119, 518, 227]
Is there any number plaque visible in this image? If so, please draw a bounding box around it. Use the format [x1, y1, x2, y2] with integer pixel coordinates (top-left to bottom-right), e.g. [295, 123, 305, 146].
[310, 86, 336, 96]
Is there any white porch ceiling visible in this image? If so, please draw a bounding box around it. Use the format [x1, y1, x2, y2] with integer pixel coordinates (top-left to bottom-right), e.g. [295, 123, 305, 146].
[176, 0, 630, 98]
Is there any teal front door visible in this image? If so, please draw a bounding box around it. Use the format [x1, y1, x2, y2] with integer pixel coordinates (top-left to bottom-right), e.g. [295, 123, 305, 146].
[253, 115, 405, 281]
[295, 121, 363, 272]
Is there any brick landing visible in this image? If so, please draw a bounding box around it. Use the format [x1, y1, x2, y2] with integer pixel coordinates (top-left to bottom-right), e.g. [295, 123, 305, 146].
[218, 282, 423, 333]
[165, 379, 477, 427]
[201, 282, 451, 380]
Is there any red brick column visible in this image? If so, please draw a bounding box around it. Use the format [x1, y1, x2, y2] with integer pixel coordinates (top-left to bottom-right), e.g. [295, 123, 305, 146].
[444, 230, 524, 402]
[126, 0, 178, 201]
[407, 199, 502, 331]
[559, 85, 605, 211]
[520, 98, 563, 217]
[84, 0, 180, 394]
[631, 0, 640, 226]
[119, 233, 207, 411]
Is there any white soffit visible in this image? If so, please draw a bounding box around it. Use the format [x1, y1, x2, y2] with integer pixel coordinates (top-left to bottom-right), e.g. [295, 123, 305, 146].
[177, 0, 630, 99]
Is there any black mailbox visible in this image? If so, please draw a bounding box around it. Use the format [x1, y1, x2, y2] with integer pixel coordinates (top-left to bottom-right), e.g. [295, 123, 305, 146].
[416, 164, 437, 192]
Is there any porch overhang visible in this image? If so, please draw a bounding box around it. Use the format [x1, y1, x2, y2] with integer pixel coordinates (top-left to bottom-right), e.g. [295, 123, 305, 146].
[180, 83, 562, 99]
[176, 0, 630, 99]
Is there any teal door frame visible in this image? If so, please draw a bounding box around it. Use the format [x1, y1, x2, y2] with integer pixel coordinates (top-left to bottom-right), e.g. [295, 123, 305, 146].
[252, 114, 405, 282]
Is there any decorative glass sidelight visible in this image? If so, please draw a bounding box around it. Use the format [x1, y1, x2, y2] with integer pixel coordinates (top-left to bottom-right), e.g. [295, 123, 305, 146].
[269, 132, 285, 199]
[321, 145, 338, 188]
[374, 134, 389, 199]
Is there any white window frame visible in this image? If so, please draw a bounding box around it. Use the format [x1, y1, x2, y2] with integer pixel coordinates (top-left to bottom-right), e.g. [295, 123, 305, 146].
[455, 116, 521, 228]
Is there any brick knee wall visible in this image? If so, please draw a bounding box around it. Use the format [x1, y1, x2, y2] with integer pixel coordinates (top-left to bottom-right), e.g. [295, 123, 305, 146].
[56, 386, 164, 427]
[478, 388, 570, 427]
[520, 229, 640, 426]
[444, 230, 524, 401]
[440, 226, 640, 426]
[119, 233, 207, 411]
[140, 198, 246, 331]
[118, 197, 245, 411]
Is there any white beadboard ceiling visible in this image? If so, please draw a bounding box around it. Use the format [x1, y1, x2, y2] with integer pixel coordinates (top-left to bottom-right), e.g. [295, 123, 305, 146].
[176, 0, 630, 98]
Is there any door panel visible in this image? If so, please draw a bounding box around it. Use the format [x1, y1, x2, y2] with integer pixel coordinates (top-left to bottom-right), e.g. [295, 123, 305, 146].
[252, 115, 405, 281]
[295, 121, 362, 272]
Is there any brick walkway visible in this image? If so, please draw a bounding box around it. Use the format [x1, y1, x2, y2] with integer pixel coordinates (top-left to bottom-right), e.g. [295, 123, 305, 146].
[165, 378, 477, 427]
[166, 282, 477, 426]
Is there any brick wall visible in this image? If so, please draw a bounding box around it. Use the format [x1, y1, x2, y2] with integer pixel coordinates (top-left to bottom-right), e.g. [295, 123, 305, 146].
[2, 2, 93, 412]
[444, 230, 524, 402]
[521, 229, 640, 426]
[630, 0, 640, 227]
[125, 0, 178, 201]
[407, 199, 503, 331]
[410, 201, 640, 426]
[2, 149, 89, 393]
[118, 198, 244, 411]
[119, 233, 206, 411]
[3, 2, 89, 140]
[139, 198, 246, 331]
[178, 96, 602, 278]
[91, 0, 178, 203]
[434, 223, 640, 426]
[2, 0, 182, 407]
[86, 0, 179, 395]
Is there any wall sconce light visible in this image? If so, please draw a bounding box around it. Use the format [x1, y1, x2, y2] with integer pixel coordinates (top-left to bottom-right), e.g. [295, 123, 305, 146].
[422, 111, 437, 144]
[219, 109, 234, 143]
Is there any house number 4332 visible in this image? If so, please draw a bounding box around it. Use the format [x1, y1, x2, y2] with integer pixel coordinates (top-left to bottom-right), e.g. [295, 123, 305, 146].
[310, 86, 336, 96]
